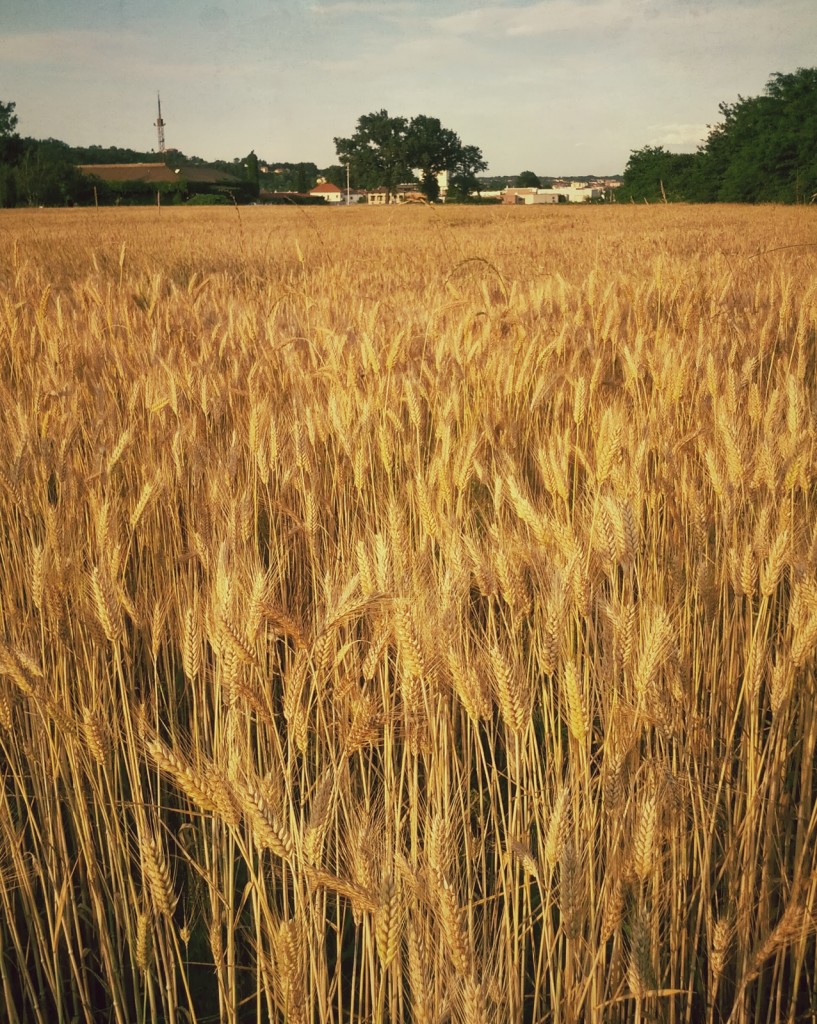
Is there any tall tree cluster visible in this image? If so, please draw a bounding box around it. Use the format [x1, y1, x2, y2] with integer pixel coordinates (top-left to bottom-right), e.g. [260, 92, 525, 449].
[334, 110, 487, 202]
[618, 67, 817, 203]
[0, 102, 96, 207]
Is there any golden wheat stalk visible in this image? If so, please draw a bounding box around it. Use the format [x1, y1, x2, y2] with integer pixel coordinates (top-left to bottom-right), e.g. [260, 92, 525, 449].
[141, 835, 176, 918]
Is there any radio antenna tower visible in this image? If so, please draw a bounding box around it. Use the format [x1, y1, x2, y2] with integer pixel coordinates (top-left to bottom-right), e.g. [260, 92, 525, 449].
[154, 93, 166, 153]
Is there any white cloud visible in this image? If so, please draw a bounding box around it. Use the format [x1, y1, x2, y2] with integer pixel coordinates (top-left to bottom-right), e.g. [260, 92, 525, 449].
[0, 26, 292, 83]
[3, 0, 816, 174]
[0, 29, 141, 64]
[435, 0, 632, 38]
[310, 1, 416, 12]
[310, 29, 474, 76]
[648, 122, 709, 147]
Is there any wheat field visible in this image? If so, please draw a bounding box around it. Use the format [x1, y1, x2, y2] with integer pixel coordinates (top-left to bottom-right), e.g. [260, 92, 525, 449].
[0, 203, 816, 1024]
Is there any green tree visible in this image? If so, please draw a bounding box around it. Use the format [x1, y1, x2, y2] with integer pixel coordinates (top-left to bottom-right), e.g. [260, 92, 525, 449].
[700, 68, 817, 202]
[404, 115, 463, 201]
[0, 165, 16, 207]
[447, 144, 489, 199]
[335, 110, 485, 203]
[263, 163, 318, 193]
[335, 110, 414, 202]
[0, 99, 23, 202]
[619, 66, 817, 204]
[295, 163, 317, 193]
[0, 99, 18, 139]
[0, 104, 97, 206]
[764, 68, 817, 202]
[15, 141, 95, 206]
[617, 146, 699, 203]
[515, 170, 540, 188]
[75, 142, 157, 164]
[245, 150, 260, 198]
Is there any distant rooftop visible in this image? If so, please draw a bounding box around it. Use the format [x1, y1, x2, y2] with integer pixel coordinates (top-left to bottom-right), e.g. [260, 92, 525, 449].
[78, 162, 242, 184]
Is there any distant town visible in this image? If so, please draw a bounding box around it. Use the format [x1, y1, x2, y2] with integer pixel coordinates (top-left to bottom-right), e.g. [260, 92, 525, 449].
[262, 168, 623, 204]
[73, 158, 622, 206]
[0, 93, 626, 207]
[3, 66, 814, 207]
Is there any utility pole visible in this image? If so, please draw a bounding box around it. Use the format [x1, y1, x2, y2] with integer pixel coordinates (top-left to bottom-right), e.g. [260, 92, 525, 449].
[346, 162, 350, 206]
[155, 93, 166, 153]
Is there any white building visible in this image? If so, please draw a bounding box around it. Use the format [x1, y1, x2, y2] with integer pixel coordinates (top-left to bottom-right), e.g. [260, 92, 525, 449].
[501, 185, 604, 204]
[309, 182, 344, 203]
[549, 185, 604, 202]
[502, 188, 564, 205]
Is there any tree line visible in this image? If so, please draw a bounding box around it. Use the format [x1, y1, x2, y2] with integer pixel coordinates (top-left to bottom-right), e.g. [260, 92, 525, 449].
[0, 105, 97, 207]
[1, 66, 815, 207]
[618, 67, 817, 203]
[0, 105, 327, 207]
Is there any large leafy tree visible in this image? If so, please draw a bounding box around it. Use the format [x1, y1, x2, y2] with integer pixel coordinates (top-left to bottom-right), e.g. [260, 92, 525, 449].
[334, 111, 414, 203]
[335, 110, 486, 202]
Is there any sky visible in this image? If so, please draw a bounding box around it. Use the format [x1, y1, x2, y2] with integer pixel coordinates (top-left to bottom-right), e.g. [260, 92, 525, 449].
[2, 0, 815, 176]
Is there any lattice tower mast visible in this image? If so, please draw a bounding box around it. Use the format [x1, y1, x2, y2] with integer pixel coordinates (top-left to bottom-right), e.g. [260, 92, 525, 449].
[155, 93, 166, 153]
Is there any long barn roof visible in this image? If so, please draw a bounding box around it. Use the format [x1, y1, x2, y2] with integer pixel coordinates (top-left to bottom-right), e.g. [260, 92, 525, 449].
[78, 163, 242, 184]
